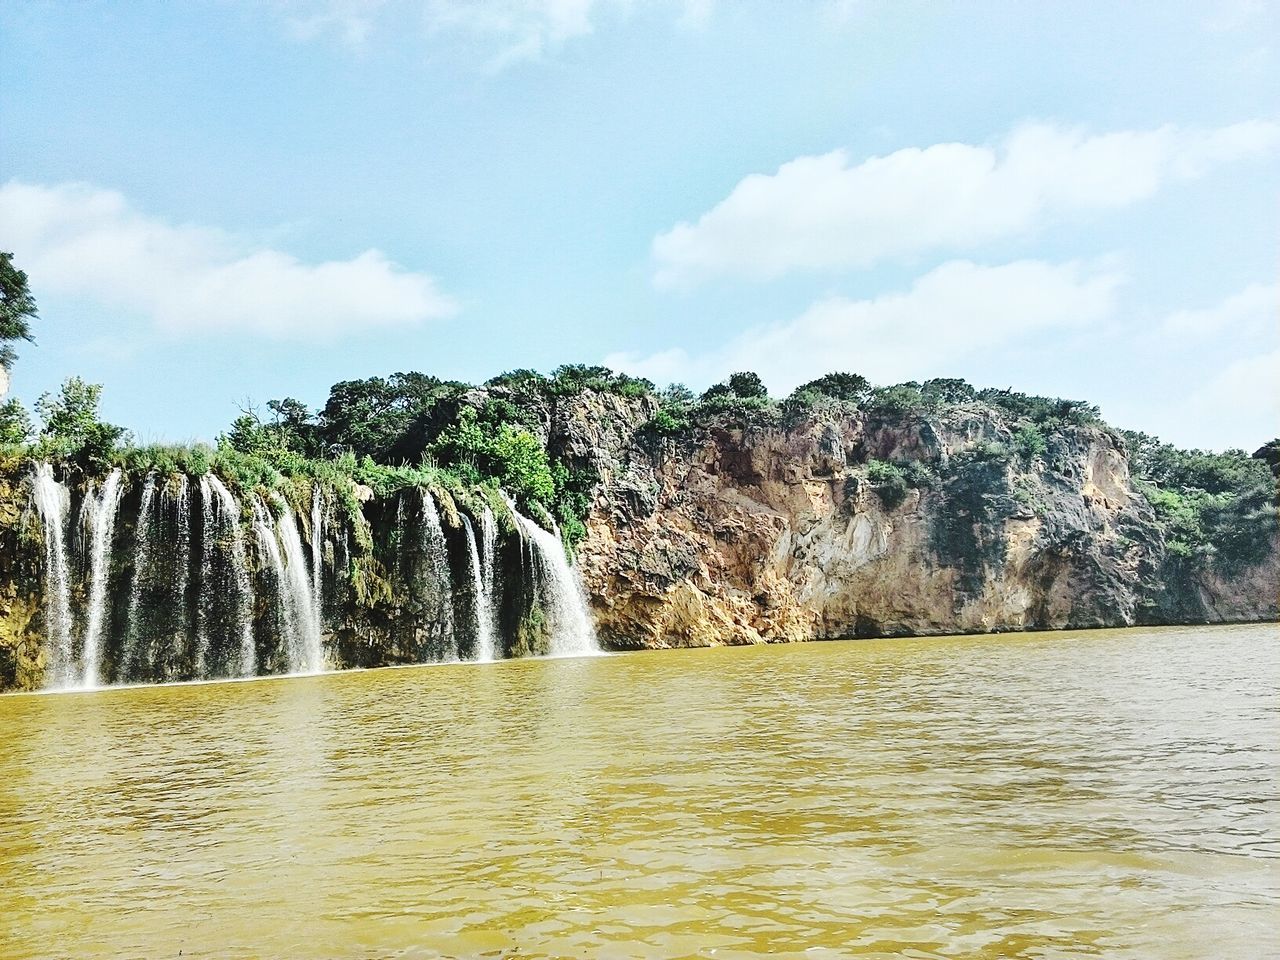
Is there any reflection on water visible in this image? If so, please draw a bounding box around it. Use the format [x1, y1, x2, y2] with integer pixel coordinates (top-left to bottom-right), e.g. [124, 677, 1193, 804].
[1, 623, 1277, 958]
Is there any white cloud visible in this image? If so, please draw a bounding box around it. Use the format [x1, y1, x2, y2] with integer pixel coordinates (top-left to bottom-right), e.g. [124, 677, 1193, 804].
[1180, 349, 1280, 449]
[426, 0, 713, 66]
[652, 120, 1280, 287]
[280, 0, 387, 46]
[607, 258, 1124, 392]
[0, 181, 458, 341]
[1149, 282, 1280, 448]
[1161, 281, 1278, 339]
[278, 0, 713, 60]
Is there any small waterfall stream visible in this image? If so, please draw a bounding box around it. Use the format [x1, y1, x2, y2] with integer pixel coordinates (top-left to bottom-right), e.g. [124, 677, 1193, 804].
[122, 473, 158, 678]
[30, 464, 75, 688]
[205, 474, 256, 676]
[276, 498, 324, 673]
[510, 504, 599, 657]
[462, 514, 497, 662]
[79, 468, 125, 688]
[419, 489, 456, 660]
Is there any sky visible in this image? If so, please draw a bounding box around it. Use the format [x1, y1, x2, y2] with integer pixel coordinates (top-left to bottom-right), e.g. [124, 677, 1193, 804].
[0, 0, 1277, 450]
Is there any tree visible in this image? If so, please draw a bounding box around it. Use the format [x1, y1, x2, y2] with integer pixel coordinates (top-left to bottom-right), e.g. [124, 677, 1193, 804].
[0, 398, 32, 444]
[727, 371, 768, 399]
[0, 252, 37, 371]
[1253, 439, 1280, 479]
[318, 372, 461, 463]
[793, 372, 871, 404]
[35, 376, 128, 469]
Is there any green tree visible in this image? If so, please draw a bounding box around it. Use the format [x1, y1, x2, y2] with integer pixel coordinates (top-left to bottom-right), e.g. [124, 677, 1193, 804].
[35, 376, 128, 469]
[727, 371, 768, 399]
[0, 398, 32, 444]
[793, 372, 872, 404]
[0, 252, 37, 371]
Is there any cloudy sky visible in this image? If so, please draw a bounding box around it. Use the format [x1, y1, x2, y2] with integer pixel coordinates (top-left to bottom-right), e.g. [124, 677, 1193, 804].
[1, 0, 1276, 449]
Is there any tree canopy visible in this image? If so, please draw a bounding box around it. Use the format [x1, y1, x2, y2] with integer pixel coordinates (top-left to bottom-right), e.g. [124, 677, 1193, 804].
[0, 252, 37, 372]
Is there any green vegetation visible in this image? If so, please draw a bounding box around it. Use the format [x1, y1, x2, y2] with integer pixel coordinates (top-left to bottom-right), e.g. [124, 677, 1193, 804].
[32, 376, 130, 472]
[1122, 430, 1278, 569]
[0, 252, 37, 372]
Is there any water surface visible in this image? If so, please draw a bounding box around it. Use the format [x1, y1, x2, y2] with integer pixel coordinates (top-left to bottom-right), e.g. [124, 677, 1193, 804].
[1, 623, 1277, 958]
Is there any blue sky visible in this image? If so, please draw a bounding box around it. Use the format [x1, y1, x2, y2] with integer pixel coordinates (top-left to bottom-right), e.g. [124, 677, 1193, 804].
[1, 0, 1276, 449]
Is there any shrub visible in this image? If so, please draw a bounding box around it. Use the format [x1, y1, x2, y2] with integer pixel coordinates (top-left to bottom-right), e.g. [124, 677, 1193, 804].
[0, 398, 31, 445]
[1012, 424, 1048, 462]
[866, 459, 909, 509]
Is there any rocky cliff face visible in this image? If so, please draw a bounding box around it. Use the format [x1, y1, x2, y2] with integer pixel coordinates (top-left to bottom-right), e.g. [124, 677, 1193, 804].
[1, 389, 1275, 691]
[546, 394, 1278, 647]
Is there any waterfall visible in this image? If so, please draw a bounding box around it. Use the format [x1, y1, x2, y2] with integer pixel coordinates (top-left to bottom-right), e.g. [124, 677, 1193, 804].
[309, 485, 325, 635]
[462, 514, 498, 662]
[170, 475, 192, 677]
[254, 496, 323, 674]
[206, 475, 256, 676]
[30, 464, 75, 688]
[510, 504, 599, 657]
[121, 474, 158, 681]
[195, 476, 216, 675]
[79, 468, 124, 688]
[277, 498, 324, 672]
[419, 489, 456, 659]
[480, 506, 499, 657]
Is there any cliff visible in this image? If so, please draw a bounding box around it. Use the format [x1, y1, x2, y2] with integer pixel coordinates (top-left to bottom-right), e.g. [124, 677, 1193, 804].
[544, 394, 1278, 646]
[0, 374, 1276, 691]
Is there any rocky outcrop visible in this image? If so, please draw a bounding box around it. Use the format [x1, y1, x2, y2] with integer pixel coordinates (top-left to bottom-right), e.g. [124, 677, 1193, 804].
[547, 394, 1278, 647]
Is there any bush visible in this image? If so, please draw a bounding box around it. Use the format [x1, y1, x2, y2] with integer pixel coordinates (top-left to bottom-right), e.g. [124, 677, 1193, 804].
[792, 372, 871, 405]
[865, 384, 926, 416]
[34, 376, 129, 472]
[1012, 424, 1048, 462]
[0, 398, 31, 445]
[866, 459, 909, 509]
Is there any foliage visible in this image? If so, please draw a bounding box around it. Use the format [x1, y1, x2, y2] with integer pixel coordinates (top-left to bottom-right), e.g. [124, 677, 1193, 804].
[695, 371, 778, 421]
[317, 372, 464, 463]
[33, 377, 129, 471]
[865, 459, 909, 509]
[864, 383, 927, 416]
[0, 399, 32, 445]
[978, 388, 1101, 428]
[793, 372, 871, 405]
[429, 406, 555, 512]
[1255, 439, 1280, 479]
[1123, 430, 1278, 569]
[0, 252, 37, 371]
[920, 377, 977, 406]
[1012, 424, 1048, 462]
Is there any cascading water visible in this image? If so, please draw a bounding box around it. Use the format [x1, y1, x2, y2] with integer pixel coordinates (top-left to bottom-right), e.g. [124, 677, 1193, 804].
[276, 498, 324, 673]
[509, 503, 599, 657]
[122, 474, 158, 680]
[252, 497, 323, 674]
[480, 506, 500, 657]
[30, 464, 75, 688]
[79, 468, 124, 688]
[419, 489, 456, 659]
[169, 475, 192, 675]
[310, 485, 326, 635]
[461, 514, 498, 662]
[20, 462, 602, 690]
[205, 475, 256, 676]
[195, 476, 217, 675]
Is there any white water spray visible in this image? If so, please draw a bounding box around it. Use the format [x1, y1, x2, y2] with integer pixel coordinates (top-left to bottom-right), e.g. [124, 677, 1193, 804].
[509, 501, 598, 657]
[30, 464, 75, 688]
[462, 514, 498, 662]
[206, 475, 256, 675]
[419, 489, 456, 659]
[80, 468, 124, 688]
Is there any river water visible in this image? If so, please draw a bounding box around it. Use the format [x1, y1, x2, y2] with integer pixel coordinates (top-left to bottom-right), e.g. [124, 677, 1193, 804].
[1, 623, 1276, 959]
